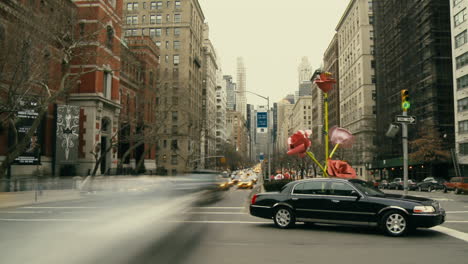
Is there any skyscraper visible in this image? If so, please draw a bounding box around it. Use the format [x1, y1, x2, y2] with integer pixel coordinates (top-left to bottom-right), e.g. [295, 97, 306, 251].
[236, 57, 247, 119]
[298, 57, 313, 84]
[224, 75, 237, 111]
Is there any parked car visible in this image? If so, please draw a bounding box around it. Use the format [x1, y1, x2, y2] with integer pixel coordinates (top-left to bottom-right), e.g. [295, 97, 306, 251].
[443, 177, 468, 194]
[388, 178, 404, 190]
[408, 180, 418, 191]
[417, 177, 446, 192]
[250, 178, 445, 237]
[378, 180, 389, 189]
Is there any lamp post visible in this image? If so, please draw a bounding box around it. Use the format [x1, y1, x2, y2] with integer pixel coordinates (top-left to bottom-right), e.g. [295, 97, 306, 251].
[236, 90, 270, 181]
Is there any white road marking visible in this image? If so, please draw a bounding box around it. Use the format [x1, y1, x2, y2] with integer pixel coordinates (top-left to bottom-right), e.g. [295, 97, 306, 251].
[432, 226, 468, 243]
[445, 221, 468, 223]
[191, 207, 244, 209]
[0, 218, 91, 222]
[446, 211, 468, 214]
[21, 206, 104, 209]
[172, 220, 270, 224]
[0, 211, 49, 214]
[186, 212, 247, 215]
[433, 198, 454, 201]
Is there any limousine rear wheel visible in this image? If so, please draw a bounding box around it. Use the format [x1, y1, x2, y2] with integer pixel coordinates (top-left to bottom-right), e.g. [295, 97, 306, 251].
[381, 211, 408, 237]
[273, 207, 295, 229]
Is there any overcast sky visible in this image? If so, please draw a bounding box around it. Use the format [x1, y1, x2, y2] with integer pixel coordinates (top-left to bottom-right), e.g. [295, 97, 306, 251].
[198, 0, 348, 107]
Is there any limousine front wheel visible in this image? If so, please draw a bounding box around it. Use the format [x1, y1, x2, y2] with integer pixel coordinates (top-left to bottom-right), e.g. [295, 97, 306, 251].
[381, 211, 408, 237]
[273, 207, 295, 229]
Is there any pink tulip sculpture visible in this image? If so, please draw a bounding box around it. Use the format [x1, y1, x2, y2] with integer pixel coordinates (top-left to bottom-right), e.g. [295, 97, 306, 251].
[329, 126, 355, 159]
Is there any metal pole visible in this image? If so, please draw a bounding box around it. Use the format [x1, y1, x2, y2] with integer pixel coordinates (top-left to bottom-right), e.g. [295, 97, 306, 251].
[402, 111, 408, 195]
[267, 97, 271, 182]
[324, 93, 329, 172]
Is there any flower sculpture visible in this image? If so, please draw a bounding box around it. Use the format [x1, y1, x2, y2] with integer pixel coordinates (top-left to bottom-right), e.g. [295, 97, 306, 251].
[314, 72, 336, 93]
[287, 130, 312, 158]
[327, 160, 357, 179]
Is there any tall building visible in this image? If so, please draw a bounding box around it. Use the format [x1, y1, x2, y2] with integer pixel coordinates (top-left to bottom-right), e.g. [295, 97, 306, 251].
[215, 68, 227, 157]
[298, 57, 313, 83]
[451, 0, 468, 170]
[311, 83, 324, 145]
[236, 57, 247, 119]
[323, 34, 340, 129]
[336, 0, 376, 179]
[276, 99, 294, 153]
[373, 0, 454, 179]
[201, 24, 218, 169]
[298, 82, 312, 97]
[123, 0, 206, 174]
[291, 96, 313, 133]
[226, 110, 249, 155]
[224, 75, 237, 111]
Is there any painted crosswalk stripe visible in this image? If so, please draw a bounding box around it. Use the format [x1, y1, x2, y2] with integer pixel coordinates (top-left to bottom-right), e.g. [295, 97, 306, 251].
[432, 226, 468, 243]
[21, 206, 104, 209]
[186, 212, 247, 215]
[446, 211, 468, 214]
[0, 218, 91, 222]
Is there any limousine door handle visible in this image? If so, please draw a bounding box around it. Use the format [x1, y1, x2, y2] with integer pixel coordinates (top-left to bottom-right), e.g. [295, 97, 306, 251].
[331, 200, 340, 203]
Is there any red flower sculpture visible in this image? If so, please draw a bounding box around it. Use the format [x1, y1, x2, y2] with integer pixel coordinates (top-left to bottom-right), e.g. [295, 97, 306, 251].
[327, 160, 357, 179]
[329, 126, 355, 148]
[287, 130, 312, 158]
[314, 72, 336, 93]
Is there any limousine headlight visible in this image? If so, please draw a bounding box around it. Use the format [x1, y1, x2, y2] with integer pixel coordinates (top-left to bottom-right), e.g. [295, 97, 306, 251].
[413, 206, 435, 213]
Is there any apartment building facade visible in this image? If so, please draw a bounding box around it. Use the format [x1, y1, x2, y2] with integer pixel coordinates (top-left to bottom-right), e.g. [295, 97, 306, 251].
[336, 0, 377, 179]
[123, 0, 206, 174]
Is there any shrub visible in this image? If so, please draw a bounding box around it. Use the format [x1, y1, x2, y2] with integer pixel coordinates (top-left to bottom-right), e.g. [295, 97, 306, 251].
[263, 179, 294, 192]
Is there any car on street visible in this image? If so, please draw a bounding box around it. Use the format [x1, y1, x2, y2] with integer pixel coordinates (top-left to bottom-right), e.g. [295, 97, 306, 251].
[443, 177, 468, 194]
[408, 180, 418, 191]
[417, 177, 446, 192]
[388, 178, 404, 190]
[378, 180, 389, 189]
[249, 178, 445, 236]
[237, 180, 254, 189]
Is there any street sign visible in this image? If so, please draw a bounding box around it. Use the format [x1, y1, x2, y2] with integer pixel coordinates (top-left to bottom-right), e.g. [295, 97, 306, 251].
[395, 115, 416, 124]
[257, 112, 268, 128]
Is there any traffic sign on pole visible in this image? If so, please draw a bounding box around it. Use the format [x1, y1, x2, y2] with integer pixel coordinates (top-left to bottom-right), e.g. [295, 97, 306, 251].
[395, 115, 416, 124]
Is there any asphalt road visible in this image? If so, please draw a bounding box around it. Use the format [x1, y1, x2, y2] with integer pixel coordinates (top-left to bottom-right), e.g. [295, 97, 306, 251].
[0, 183, 467, 264]
[179, 186, 468, 264]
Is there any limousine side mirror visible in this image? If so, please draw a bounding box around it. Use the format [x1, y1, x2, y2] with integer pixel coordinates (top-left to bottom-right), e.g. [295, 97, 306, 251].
[351, 190, 361, 199]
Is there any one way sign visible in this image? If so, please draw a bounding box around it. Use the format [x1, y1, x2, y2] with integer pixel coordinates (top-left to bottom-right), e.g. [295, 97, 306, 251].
[395, 115, 416, 124]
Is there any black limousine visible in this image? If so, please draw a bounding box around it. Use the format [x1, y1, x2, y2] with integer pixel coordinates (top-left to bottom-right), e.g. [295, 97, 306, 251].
[250, 178, 445, 236]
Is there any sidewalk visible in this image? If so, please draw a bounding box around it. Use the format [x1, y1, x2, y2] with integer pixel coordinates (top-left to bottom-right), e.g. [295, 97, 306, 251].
[0, 189, 82, 209]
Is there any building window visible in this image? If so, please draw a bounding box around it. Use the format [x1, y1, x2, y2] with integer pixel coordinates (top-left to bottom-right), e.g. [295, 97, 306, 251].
[171, 155, 178, 165]
[171, 140, 178, 150]
[456, 30, 467, 48]
[166, 28, 170, 36]
[369, 15, 374, 25]
[151, 2, 156, 10]
[156, 15, 162, 24]
[459, 97, 468, 112]
[456, 51, 468, 69]
[455, 9, 467, 27]
[155, 40, 161, 46]
[127, 3, 133, 10]
[173, 97, 178, 105]
[174, 40, 180, 50]
[133, 2, 138, 10]
[156, 28, 162, 36]
[132, 29, 139, 36]
[103, 71, 112, 99]
[166, 41, 170, 49]
[143, 2, 146, 9]
[175, 1, 181, 8]
[157, 1, 163, 9]
[460, 142, 468, 155]
[174, 14, 181, 23]
[106, 26, 114, 49]
[150, 28, 156, 37]
[173, 55, 180, 65]
[150, 15, 156, 24]
[165, 55, 169, 63]
[125, 29, 132, 36]
[174, 27, 181, 36]
[172, 111, 178, 121]
[132, 16, 138, 25]
[457, 74, 468, 90]
[126, 16, 132, 25]
[142, 15, 146, 24]
[459, 120, 468, 133]
[166, 14, 170, 22]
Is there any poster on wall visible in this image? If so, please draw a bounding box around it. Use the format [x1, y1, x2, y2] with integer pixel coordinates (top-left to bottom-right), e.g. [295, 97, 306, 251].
[55, 105, 80, 165]
[13, 99, 41, 165]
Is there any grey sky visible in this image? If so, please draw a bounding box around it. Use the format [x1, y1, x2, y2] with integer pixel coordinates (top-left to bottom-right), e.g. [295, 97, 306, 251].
[198, 0, 348, 107]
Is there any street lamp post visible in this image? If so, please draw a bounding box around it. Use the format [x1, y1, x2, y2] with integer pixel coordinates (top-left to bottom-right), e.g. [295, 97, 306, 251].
[236, 90, 270, 181]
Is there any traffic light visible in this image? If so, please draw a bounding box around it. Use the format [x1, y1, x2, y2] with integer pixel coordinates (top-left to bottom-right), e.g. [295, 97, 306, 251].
[401, 89, 410, 111]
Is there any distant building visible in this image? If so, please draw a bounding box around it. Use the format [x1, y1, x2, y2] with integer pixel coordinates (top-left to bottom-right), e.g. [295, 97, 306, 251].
[323, 34, 340, 129]
[298, 57, 313, 83]
[224, 75, 237, 111]
[291, 96, 313, 133]
[236, 57, 247, 119]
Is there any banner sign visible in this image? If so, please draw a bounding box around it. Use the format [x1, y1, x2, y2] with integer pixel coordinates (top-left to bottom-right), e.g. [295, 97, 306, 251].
[14, 100, 41, 165]
[257, 112, 268, 128]
[55, 105, 80, 164]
